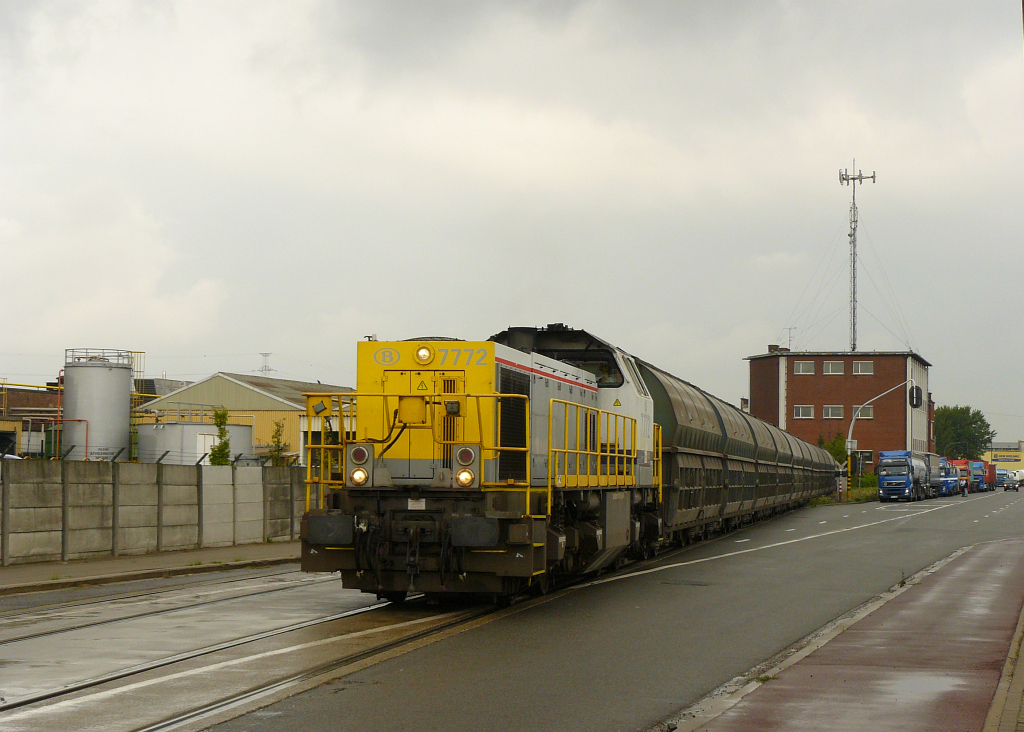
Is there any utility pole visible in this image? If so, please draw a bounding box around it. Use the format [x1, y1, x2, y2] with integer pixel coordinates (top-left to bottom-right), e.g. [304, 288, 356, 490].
[839, 161, 875, 352]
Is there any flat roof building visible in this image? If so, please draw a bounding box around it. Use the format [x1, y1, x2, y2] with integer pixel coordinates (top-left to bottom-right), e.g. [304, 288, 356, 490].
[746, 346, 933, 469]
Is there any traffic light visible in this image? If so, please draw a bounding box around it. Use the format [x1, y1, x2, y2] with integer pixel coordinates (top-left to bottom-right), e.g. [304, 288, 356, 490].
[909, 385, 923, 409]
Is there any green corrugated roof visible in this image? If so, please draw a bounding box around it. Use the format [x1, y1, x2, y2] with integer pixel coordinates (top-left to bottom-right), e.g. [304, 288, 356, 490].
[141, 372, 351, 412]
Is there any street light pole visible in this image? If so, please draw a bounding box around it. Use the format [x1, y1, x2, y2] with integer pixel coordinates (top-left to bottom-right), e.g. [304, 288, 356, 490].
[846, 378, 915, 500]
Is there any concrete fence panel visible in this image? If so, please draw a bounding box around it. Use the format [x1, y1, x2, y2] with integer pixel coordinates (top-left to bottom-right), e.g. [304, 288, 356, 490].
[161, 464, 199, 551]
[63, 461, 114, 560]
[1, 463, 307, 566]
[3, 460, 63, 564]
[201, 466, 234, 548]
[234, 467, 264, 545]
[117, 462, 159, 555]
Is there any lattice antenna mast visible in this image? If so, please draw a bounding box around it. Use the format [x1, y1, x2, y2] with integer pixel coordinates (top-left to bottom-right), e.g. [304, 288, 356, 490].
[839, 161, 875, 352]
[259, 353, 276, 375]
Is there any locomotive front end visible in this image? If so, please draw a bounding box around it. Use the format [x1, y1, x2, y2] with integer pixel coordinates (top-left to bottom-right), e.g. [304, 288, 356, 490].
[301, 340, 537, 601]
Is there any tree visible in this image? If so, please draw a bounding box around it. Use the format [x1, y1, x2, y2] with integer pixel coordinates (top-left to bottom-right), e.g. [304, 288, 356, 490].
[269, 419, 289, 467]
[934, 405, 995, 459]
[818, 432, 848, 466]
[208, 408, 232, 466]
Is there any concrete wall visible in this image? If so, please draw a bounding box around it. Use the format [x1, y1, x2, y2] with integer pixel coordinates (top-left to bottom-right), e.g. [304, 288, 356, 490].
[0, 461, 302, 566]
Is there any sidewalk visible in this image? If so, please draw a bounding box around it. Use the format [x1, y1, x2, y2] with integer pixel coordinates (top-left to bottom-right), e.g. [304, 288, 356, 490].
[671, 539, 1024, 732]
[0, 541, 301, 595]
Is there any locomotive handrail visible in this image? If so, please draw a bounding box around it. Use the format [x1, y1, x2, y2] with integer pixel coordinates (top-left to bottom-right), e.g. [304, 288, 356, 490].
[302, 391, 531, 511]
[653, 423, 663, 503]
[546, 398, 638, 516]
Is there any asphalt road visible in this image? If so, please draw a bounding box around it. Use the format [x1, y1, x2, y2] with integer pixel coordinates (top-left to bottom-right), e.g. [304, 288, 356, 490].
[209, 492, 1024, 732]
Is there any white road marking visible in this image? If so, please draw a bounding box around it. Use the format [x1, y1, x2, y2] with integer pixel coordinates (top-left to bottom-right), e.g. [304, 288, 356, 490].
[584, 496, 992, 589]
[735, 539, 750, 543]
[819, 521, 827, 524]
[785, 529, 795, 532]
[843, 515, 850, 518]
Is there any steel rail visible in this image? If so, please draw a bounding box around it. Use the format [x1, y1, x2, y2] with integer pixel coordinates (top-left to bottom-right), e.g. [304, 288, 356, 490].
[0, 600, 391, 712]
[0, 574, 341, 646]
[0, 566, 303, 620]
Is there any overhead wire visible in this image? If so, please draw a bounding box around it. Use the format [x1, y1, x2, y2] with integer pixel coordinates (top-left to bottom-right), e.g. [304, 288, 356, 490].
[778, 219, 847, 343]
[858, 218, 918, 350]
[856, 259, 914, 350]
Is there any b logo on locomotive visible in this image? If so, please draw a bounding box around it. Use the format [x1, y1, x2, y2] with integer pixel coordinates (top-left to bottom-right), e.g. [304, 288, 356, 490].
[373, 348, 400, 365]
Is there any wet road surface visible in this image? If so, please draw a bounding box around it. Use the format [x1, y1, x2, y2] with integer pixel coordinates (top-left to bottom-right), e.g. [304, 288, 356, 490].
[205, 492, 1024, 732]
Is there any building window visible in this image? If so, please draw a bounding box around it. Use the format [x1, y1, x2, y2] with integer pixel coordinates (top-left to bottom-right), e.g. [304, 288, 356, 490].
[853, 361, 874, 375]
[823, 361, 844, 375]
[853, 405, 874, 419]
[794, 405, 814, 419]
[823, 405, 844, 419]
[794, 361, 814, 375]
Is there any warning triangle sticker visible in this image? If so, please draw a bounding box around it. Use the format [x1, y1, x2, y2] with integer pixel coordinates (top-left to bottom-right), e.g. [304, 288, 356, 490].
[417, 381, 428, 391]
[613, 399, 621, 406]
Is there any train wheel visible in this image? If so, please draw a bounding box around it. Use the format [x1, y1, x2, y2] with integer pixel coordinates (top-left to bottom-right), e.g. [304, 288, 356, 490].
[531, 574, 550, 597]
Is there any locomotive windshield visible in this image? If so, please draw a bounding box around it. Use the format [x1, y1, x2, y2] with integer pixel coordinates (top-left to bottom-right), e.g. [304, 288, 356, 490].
[559, 354, 624, 387]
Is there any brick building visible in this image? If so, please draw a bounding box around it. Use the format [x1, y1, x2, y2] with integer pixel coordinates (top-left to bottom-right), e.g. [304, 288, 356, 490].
[746, 346, 933, 471]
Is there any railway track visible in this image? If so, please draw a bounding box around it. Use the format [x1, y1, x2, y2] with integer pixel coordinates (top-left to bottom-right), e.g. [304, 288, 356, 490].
[132, 603, 494, 732]
[0, 566, 301, 619]
[0, 516, 773, 732]
[0, 600, 391, 712]
[0, 568, 489, 732]
[0, 570, 340, 645]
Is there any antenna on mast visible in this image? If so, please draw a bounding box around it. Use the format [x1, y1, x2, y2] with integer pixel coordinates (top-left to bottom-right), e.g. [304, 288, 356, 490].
[259, 353, 276, 375]
[839, 160, 875, 352]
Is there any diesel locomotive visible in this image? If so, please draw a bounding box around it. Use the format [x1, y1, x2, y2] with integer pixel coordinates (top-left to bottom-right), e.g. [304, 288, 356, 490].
[300, 324, 839, 601]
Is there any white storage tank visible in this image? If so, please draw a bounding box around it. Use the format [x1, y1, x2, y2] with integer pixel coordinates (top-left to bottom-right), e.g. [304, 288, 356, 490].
[63, 349, 133, 461]
[137, 421, 254, 465]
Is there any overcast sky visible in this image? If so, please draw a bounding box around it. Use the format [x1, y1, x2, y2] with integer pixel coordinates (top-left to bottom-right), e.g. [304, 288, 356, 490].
[2, 1, 1022, 437]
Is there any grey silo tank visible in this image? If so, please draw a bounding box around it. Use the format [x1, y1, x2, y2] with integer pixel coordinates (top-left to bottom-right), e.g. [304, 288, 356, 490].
[62, 349, 132, 461]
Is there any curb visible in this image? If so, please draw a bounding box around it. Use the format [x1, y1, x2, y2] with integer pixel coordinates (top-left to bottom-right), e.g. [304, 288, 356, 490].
[0, 555, 301, 597]
[984, 591, 1024, 732]
[656, 544, 974, 732]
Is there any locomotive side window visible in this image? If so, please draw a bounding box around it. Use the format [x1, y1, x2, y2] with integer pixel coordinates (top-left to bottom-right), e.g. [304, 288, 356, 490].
[622, 357, 650, 397]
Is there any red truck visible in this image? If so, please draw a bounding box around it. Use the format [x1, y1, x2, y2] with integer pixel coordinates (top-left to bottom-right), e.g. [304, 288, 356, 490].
[950, 459, 971, 493]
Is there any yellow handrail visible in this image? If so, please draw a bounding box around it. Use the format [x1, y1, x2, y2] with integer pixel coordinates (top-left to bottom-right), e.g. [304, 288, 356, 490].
[303, 391, 530, 511]
[653, 423, 663, 503]
[546, 399, 638, 516]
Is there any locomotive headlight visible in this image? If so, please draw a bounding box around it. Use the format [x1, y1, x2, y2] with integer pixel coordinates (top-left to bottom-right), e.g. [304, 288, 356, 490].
[414, 345, 434, 364]
[350, 467, 369, 486]
[456, 447, 476, 466]
[455, 468, 475, 487]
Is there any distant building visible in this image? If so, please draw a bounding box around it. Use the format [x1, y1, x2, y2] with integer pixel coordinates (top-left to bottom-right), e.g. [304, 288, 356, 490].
[746, 345, 934, 472]
[984, 442, 1024, 473]
[1, 385, 60, 456]
[138, 373, 352, 464]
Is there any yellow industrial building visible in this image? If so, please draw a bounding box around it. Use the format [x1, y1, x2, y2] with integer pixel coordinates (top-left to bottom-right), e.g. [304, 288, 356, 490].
[983, 441, 1024, 473]
[138, 373, 351, 463]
